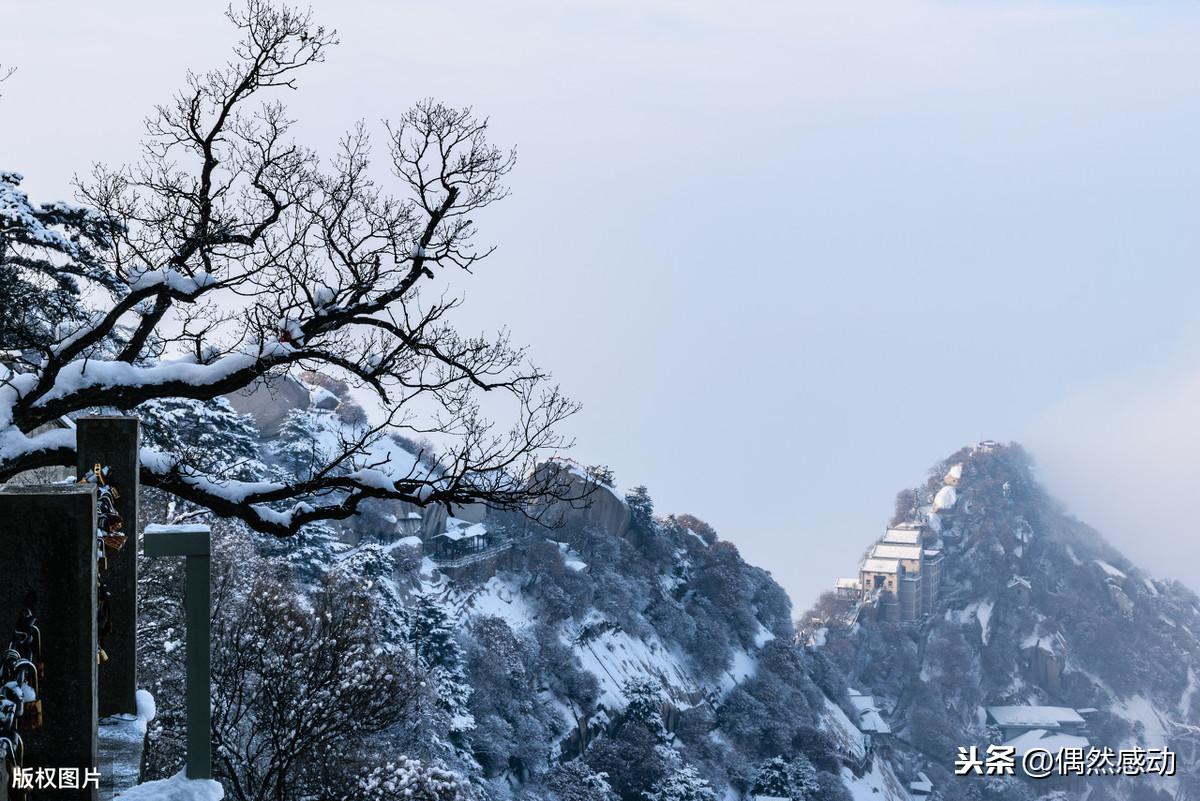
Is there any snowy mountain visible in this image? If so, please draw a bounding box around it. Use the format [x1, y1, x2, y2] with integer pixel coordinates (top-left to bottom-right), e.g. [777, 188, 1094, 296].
[810, 442, 1200, 801]
[136, 378, 893, 801]
[134, 375, 1199, 801]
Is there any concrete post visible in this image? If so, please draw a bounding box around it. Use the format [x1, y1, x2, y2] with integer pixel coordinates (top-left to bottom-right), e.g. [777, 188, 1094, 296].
[0, 484, 98, 801]
[143, 524, 211, 780]
[75, 416, 140, 718]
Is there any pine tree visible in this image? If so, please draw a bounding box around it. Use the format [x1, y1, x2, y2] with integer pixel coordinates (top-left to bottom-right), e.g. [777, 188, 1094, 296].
[752, 757, 791, 798]
[621, 677, 667, 741]
[751, 756, 819, 801]
[270, 409, 332, 481]
[253, 518, 349, 583]
[344, 756, 475, 801]
[625, 486, 655, 532]
[0, 170, 121, 353]
[139, 397, 264, 479]
[643, 764, 716, 801]
[545, 761, 617, 801]
[405, 592, 475, 736]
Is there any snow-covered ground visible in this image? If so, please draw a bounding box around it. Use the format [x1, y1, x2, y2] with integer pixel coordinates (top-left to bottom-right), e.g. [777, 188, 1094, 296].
[99, 690, 158, 797]
[114, 772, 224, 801]
[819, 697, 866, 764]
[840, 759, 912, 801]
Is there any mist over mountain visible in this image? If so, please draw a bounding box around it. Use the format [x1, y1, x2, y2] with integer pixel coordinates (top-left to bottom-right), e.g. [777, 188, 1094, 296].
[808, 441, 1200, 801]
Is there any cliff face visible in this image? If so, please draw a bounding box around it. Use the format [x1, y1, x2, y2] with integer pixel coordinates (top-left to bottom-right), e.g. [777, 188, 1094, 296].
[813, 443, 1200, 801]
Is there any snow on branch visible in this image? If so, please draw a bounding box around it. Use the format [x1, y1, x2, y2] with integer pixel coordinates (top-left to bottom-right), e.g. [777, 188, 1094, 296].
[0, 3, 586, 535]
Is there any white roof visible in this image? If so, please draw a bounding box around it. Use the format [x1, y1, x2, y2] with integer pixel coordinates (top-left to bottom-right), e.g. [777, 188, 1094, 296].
[1020, 633, 1063, 654]
[835, 577, 862, 590]
[882, 528, 921, 545]
[909, 772, 933, 794]
[435, 520, 486, 542]
[862, 558, 899, 574]
[986, 706, 1085, 728]
[1003, 728, 1089, 757]
[848, 690, 892, 734]
[871, 543, 923, 561]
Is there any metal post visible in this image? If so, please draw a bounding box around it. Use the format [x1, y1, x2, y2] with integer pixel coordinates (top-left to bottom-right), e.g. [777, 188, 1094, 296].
[75, 416, 140, 718]
[142, 524, 211, 780]
[0, 484, 98, 801]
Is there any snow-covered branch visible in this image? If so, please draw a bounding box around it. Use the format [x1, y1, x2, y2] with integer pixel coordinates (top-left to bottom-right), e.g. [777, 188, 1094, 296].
[0, 3, 584, 535]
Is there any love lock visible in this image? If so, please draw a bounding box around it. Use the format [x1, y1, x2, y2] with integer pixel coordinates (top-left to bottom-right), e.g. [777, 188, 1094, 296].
[0, 700, 21, 768]
[11, 659, 39, 731]
[14, 612, 42, 683]
[0, 687, 20, 723]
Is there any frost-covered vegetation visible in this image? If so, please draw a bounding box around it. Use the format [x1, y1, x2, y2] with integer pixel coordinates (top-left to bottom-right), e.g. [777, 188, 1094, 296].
[812, 443, 1200, 801]
[131, 385, 870, 801]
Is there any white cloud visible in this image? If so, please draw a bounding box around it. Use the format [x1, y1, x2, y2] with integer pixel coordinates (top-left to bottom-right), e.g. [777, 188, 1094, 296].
[1027, 351, 1200, 591]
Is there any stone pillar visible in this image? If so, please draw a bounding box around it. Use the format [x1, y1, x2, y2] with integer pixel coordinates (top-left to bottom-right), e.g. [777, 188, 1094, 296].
[0, 484, 98, 801]
[143, 524, 211, 780]
[75, 416, 140, 718]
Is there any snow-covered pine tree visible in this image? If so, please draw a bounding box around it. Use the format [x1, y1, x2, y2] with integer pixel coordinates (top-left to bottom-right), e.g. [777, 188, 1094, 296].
[0, 170, 120, 353]
[621, 677, 667, 741]
[252, 517, 349, 583]
[346, 756, 475, 801]
[269, 408, 330, 482]
[545, 761, 618, 801]
[625, 486, 654, 532]
[405, 592, 475, 739]
[751, 755, 820, 801]
[643, 764, 717, 801]
[139, 397, 264, 480]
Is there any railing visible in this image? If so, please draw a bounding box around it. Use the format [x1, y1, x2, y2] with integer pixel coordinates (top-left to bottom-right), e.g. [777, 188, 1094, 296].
[429, 540, 515, 569]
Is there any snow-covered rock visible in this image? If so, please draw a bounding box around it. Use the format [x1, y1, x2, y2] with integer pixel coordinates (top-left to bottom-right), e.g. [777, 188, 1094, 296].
[932, 485, 957, 512]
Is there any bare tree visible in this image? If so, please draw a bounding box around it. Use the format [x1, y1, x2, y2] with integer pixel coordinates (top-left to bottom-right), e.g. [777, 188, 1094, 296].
[210, 558, 422, 801]
[0, 2, 584, 534]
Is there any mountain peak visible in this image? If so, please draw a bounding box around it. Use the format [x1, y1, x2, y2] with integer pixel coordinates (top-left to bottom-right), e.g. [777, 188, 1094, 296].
[810, 442, 1197, 801]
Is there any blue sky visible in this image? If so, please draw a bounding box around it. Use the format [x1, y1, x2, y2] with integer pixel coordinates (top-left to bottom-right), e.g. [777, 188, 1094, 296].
[4, 1, 1200, 609]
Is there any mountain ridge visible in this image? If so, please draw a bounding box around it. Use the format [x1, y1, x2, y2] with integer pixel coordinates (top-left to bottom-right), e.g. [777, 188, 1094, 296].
[135, 381, 1196, 801]
[810, 441, 1199, 801]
